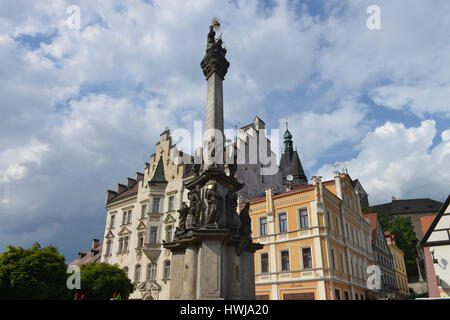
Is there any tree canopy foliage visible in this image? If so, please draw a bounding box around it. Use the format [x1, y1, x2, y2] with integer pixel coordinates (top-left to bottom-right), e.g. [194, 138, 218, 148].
[0, 243, 69, 300]
[77, 262, 134, 300]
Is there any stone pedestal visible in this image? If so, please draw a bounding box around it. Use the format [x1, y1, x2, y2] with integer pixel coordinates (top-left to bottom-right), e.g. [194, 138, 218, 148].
[164, 229, 261, 300]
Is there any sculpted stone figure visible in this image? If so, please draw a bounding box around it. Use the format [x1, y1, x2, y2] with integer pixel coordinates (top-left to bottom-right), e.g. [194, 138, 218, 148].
[205, 182, 222, 226]
[239, 202, 252, 237]
[188, 185, 202, 226]
[225, 191, 240, 231]
[175, 201, 189, 237]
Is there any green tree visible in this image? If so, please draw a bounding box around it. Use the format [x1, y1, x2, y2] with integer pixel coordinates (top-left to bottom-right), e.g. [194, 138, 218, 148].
[0, 243, 70, 300]
[77, 263, 134, 300]
[389, 216, 419, 279]
[378, 212, 392, 231]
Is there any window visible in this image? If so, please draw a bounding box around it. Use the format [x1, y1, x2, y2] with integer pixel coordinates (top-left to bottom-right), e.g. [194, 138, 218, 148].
[148, 263, 157, 281]
[302, 247, 312, 269]
[259, 217, 267, 236]
[118, 238, 124, 253]
[127, 210, 132, 224]
[122, 211, 127, 225]
[106, 240, 111, 255]
[135, 264, 141, 283]
[150, 227, 158, 243]
[344, 291, 349, 300]
[137, 232, 144, 248]
[124, 267, 129, 277]
[163, 260, 171, 279]
[141, 204, 147, 219]
[335, 289, 341, 300]
[166, 226, 173, 242]
[281, 250, 290, 272]
[109, 215, 116, 229]
[299, 209, 308, 229]
[331, 249, 336, 270]
[153, 198, 161, 213]
[124, 236, 129, 251]
[327, 212, 333, 230]
[340, 253, 346, 273]
[279, 213, 288, 233]
[168, 196, 175, 211]
[346, 224, 350, 240]
[261, 253, 269, 274]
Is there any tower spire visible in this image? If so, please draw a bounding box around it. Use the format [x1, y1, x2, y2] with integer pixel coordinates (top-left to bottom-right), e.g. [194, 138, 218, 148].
[279, 121, 308, 186]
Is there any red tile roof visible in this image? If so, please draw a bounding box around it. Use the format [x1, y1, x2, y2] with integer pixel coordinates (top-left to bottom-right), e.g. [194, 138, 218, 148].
[108, 181, 139, 204]
[69, 242, 103, 266]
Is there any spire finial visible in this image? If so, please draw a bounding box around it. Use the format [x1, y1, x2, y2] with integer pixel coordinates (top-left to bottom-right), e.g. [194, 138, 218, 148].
[285, 118, 288, 131]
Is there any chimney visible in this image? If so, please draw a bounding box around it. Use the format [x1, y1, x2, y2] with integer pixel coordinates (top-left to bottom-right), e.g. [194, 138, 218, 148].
[92, 238, 100, 249]
[312, 176, 323, 202]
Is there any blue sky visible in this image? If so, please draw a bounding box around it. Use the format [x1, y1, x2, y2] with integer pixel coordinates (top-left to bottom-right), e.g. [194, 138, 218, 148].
[0, 0, 449, 262]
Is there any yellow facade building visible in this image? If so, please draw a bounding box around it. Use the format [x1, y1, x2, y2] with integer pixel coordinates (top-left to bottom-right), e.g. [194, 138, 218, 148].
[385, 232, 409, 298]
[249, 172, 375, 300]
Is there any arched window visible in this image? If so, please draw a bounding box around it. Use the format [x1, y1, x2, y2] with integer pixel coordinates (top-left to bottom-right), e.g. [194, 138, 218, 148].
[163, 260, 171, 279]
[135, 264, 141, 283]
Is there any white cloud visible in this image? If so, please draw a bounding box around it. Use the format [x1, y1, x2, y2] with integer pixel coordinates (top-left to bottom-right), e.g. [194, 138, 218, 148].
[0, 139, 49, 183]
[317, 120, 450, 204]
[370, 85, 450, 118]
[281, 98, 369, 168]
[312, 0, 450, 117]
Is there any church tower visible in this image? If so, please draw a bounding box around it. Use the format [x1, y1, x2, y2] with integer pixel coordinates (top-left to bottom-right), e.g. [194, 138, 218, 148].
[279, 125, 308, 187]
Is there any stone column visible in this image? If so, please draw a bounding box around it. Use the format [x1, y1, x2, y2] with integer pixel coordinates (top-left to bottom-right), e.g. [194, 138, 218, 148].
[182, 246, 198, 299]
[206, 72, 224, 135]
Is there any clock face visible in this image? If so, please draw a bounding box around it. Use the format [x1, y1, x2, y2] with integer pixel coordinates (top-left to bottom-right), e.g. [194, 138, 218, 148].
[287, 175, 294, 182]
